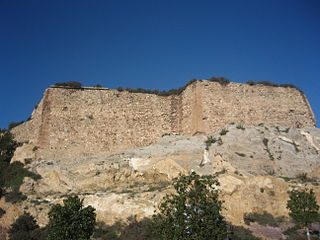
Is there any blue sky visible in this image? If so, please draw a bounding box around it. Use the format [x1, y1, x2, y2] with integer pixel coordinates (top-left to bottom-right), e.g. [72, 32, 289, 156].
[0, 0, 319, 128]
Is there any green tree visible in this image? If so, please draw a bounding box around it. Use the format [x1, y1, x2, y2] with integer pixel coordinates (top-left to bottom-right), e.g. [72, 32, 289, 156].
[0, 129, 19, 163]
[8, 212, 40, 240]
[287, 188, 320, 240]
[47, 195, 96, 240]
[153, 172, 228, 240]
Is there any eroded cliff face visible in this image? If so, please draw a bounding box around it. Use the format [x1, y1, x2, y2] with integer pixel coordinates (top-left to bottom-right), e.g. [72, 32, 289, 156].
[5, 125, 320, 231]
[11, 81, 315, 161]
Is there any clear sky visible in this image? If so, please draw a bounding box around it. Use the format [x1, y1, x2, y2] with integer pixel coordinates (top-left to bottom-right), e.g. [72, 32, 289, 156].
[0, 0, 319, 129]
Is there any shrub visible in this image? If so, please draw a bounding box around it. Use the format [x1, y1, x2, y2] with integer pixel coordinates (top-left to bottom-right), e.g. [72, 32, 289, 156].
[0, 157, 41, 203]
[256, 81, 279, 87]
[94, 84, 102, 88]
[8, 212, 40, 240]
[205, 136, 216, 149]
[245, 81, 303, 92]
[280, 84, 302, 92]
[231, 225, 262, 240]
[243, 211, 285, 227]
[153, 172, 228, 240]
[219, 128, 229, 135]
[209, 76, 230, 85]
[32, 146, 39, 152]
[236, 124, 245, 130]
[5, 191, 27, 203]
[54, 81, 82, 88]
[262, 138, 268, 147]
[0, 207, 5, 217]
[296, 173, 308, 182]
[187, 78, 198, 85]
[2, 162, 41, 192]
[235, 152, 246, 157]
[47, 195, 96, 240]
[116, 86, 124, 92]
[8, 121, 25, 130]
[0, 130, 37, 203]
[217, 137, 223, 145]
[246, 80, 256, 86]
[0, 129, 20, 163]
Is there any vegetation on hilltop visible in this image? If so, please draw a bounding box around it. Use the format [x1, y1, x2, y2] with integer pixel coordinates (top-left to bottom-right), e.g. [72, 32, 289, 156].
[115, 77, 302, 96]
[54, 81, 82, 88]
[49, 77, 302, 97]
[246, 80, 302, 92]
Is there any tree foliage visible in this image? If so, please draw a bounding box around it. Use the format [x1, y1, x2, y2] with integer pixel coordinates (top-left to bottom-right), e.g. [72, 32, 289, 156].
[0, 129, 40, 203]
[0, 129, 19, 163]
[47, 195, 96, 240]
[208, 77, 230, 85]
[8, 212, 40, 240]
[54, 81, 82, 88]
[287, 189, 319, 228]
[152, 172, 228, 240]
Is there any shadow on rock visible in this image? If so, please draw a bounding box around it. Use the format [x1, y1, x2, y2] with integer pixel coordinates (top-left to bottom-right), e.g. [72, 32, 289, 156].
[93, 216, 155, 240]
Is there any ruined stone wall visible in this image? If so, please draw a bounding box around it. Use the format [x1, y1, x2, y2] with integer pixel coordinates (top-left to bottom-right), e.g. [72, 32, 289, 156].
[200, 81, 316, 133]
[12, 81, 316, 160]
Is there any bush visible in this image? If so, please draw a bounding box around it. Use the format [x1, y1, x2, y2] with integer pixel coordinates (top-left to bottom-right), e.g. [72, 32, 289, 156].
[205, 136, 216, 149]
[0, 132, 41, 202]
[219, 128, 229, 135]
[243, 211, 285, 227]
[115, 79, 199, 97]
[236, 124, 245, 130]
[209, 77, 230, 85]
[235, 152, 246, 157]
[47, 195, 96, 240]
[54, 81, 82, 88]
[231, 225, 262, 240]
[296, 173, 308, 182]
[8, 212, 40, 240]
[245, 80, 303, 91]
[116, 86, 124, 92]
[280, 84, 302, 92]
[5, 191, 27, 203]
[0, 129, 37, 203]
[0, 129, 20, 163]
[256, 81, 279, 87]
[246, 80, 256, 86]
[2, 162, 41, 192]
[153, 172, 228, 240]
[8, 121, 25, 130]
[0, 207, 5, 217]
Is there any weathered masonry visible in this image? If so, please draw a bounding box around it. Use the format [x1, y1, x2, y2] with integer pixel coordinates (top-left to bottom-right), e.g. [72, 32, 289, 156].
[12, 81, 316, 160]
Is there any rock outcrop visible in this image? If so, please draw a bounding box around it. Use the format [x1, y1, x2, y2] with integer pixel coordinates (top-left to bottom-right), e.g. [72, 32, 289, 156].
[5, 124, 320, 234]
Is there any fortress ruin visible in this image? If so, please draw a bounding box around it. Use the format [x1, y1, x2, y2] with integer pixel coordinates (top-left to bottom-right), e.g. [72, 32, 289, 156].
[12, 80, 316, 160]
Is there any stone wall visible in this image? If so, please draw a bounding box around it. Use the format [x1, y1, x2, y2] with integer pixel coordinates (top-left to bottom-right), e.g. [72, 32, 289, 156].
[12, 81, 316, 160]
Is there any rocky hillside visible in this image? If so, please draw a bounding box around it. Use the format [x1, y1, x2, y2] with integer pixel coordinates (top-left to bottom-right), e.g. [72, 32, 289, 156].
[1, 124, 320, 239]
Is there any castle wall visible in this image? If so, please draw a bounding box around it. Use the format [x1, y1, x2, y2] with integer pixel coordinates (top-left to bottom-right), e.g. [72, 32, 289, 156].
[12, 81, 316, 160]
[200, 81, 315, 132]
